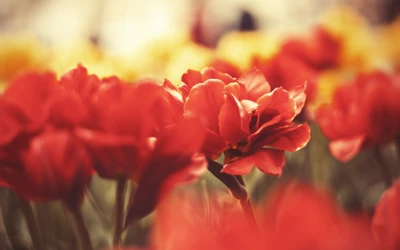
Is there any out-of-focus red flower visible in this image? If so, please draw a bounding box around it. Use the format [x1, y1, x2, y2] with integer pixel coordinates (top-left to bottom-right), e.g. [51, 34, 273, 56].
[281, 26, 341, 70]
[75, 76, 207, 224]
[76, 78, 184, 180]
[210, 59, 242, 78]
[152, 180, 378, 250]
[262, 181, 377, 250]
[316, 71, 400, 162]
[182, 67, 310, 176]
[0, 67, 98, 206]
[372, 179, 400, 250]
[0, 129, 92, 208]
[124, 117, 207, 226]
[255, 27, 340, 107]
[256, 54, 317, 105]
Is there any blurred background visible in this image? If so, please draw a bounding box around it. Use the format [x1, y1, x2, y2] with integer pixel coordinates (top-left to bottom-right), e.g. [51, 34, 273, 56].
[0, 0, 399, 249]
[0, 0, 398, 53]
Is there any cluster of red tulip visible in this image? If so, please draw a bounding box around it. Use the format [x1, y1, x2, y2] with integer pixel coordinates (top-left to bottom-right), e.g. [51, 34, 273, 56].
[1, 22, 400, 250]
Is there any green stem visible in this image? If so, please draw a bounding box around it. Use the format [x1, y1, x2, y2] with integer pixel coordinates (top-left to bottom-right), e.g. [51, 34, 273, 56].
[18, 197, 44, 250]
[68, 205, 93, 250]
[113, 178, 127, 247]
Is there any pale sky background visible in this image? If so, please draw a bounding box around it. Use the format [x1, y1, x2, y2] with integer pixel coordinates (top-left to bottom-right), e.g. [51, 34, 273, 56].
[0, 0, 390, 55]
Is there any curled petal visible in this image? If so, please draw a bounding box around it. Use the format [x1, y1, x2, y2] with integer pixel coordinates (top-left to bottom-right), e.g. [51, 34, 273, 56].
[250, 123, 311, 152]
[222, 149, 285, 176]
[329, 135, 365, 163]
[257, 87, 296, 122]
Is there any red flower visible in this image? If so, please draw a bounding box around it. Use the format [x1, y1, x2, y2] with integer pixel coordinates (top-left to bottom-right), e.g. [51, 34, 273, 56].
[152, 180, 378, 250]
[182, 68, 310, 176]
[372, 179, 400, 250]
[76, 76, 189, 179]
[0, 67, 98, 205]
[280, 26, 340, 70]
[0, 129, 92, 208]
[124, 117, 207, 226]
[316, 71, 400, 162]
[256, 54, 317, 106]
[255, 27, 340, 106]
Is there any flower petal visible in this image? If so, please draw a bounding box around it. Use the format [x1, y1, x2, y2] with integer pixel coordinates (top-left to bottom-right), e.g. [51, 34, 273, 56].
[219, 93, 251, 146]
[238, 70, 271, 101]
[184, 79, 225, 133]
[222, 149, 285, 176]
[257, 87, 296, 121]
[329, 135, 365, 163]
[124, 117, 207, 226]
[251, 123, 311, 152]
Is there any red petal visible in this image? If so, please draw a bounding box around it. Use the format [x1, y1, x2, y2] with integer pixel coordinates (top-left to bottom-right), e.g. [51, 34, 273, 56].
[184, 79, 225, 133]
[202, 129, 229, 159]
[329, 135, 365, 163]
[3, 72, 60, 126]
[221, 156, 255, 175]
[59, 64, 100, 102]
[219, 93, 251, 146]
[19, 130, 92, 205]
[372, 179, 400, 250]
[257, 87, 296, 122]
[251, 123, 311, 152]
[222, 149, 285, 176]
[0, 100, 28, 145]
[238, 70, 271, 101]
[124, 118, 207, 226]
[75, 128, 142, 179]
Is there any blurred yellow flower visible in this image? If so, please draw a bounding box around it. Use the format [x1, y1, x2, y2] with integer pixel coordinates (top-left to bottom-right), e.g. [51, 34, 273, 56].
[378, 17, 400, 70]
[0, 34, 48, 88]
[308, 69, 354, 115]
[320, 6, 380, 71]
[215, 31, 280, 72]
[165, 42, 214, 85]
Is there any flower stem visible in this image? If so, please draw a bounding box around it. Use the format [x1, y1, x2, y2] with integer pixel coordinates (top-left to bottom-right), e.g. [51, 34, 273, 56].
[374, 147, 393, 188]
[68, 205, 93, 250]
[113, 178, 127, 247]
[240, 199, 258, 231]
[18, 197, 44, 250]
[235, 176, 258, 231]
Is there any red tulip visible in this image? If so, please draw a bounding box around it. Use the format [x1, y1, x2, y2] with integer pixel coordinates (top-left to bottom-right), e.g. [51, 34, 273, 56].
[0, 129, 92, 208]
[316, 71, 400, 162]
[372, 179, 400, 250]
[182, 68, 310, 176]
[75, 79, 169, 179]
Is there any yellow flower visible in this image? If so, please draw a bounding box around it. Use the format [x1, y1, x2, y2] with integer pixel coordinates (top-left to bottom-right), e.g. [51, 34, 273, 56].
[378, 17, 400, 70]
[215, 31, 280, 72]
[0, 34, 48, 83]
[164, 42, 214, 85]
[308, 69, 355, 116]
[319, 6, 380, 71]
